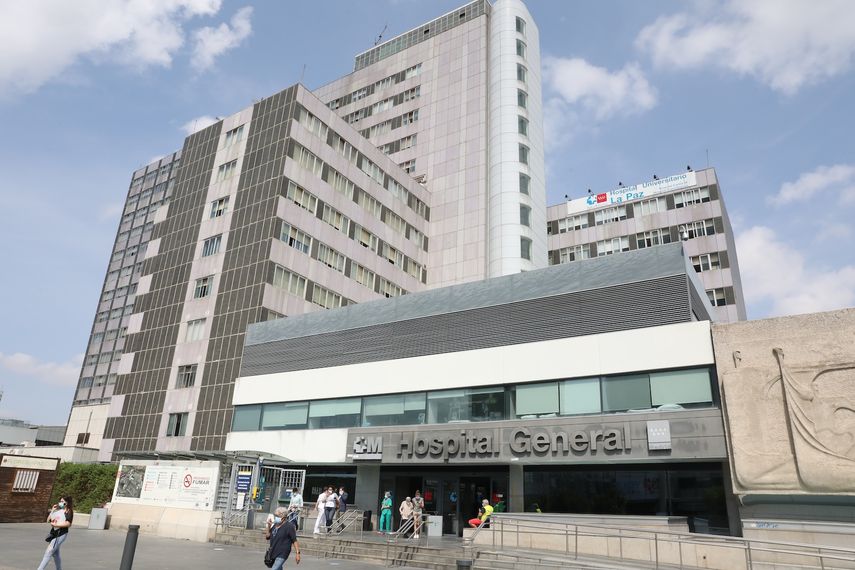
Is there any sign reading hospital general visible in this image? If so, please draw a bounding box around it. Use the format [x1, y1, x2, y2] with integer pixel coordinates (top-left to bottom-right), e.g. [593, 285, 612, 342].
[112, 460, 220, 510]
[566, 171, 698, 215]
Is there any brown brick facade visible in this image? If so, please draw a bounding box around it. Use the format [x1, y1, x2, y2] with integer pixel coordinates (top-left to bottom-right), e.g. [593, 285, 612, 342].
[0, 455, 60, 523]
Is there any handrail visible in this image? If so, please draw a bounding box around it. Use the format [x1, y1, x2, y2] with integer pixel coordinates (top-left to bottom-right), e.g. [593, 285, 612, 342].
[463, 513, 855, 569]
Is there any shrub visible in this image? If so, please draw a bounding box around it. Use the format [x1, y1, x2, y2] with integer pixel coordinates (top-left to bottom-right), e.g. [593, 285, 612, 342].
[50, 463, 118, 514]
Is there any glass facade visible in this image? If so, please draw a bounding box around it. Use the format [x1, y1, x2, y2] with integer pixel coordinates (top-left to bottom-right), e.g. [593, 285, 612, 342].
[232, 367, 717, 431]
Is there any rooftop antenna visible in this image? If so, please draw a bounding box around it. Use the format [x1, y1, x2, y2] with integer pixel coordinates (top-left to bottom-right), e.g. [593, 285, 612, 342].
[706, 148, 710, 168]
[299, 64, 307, 84]
[374, 23, 388, 46]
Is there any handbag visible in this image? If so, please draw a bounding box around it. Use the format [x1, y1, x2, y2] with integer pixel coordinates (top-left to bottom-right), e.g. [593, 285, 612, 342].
[263, 546, 275, 568]
[45, 527, 60, 543]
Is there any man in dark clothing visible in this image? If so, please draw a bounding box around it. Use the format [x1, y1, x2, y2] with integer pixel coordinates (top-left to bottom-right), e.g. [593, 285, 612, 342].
[335, 487, 348, 532]
[265, 507, 301, 568]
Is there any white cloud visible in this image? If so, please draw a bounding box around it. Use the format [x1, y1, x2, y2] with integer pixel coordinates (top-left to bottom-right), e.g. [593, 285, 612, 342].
[191, 6, 253, 71]
[98, 202, 125, 223]
[543, 57, 657, 122]
[636, 0, 855, 94]
[0, 352, 83, 387]
[0, 0, 231, 97]
[737, 226, 855, 317]
[815, 222, 853, 243]
[181, 115, 219, 135]
[771, 164, 855, 205]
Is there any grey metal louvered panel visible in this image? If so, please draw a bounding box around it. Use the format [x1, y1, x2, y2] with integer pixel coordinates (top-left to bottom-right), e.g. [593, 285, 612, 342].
[240, 274, 690, 377]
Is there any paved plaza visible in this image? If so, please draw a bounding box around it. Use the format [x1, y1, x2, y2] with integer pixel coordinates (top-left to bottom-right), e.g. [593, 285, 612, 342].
[0, 524, 390, 570]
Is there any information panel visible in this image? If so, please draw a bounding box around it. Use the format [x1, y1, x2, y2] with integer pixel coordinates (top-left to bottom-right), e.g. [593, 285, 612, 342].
[112, 460, 220, 510]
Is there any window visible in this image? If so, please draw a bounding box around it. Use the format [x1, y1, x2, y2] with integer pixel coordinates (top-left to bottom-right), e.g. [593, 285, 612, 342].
[352, 263, 376, 290]
[285, 181, 318, 213]
[519, 173, 531, 195]
[402, 110, 419, 125]
[520, 204, 531, 227]
[356, 226, 380, 252]
[707, 288, 727, 307]
[686, 219, 717, 238]
[560, 378, 602, 415]
[427, 387, 505, 423]
[517, 64, 527, 82]
[636, 229, 671, 249]
[177, 364, 197, 388]
[216, 160, 238, 181]
[279, 222, 311, 254]
[379, 277, 405, 298]
[360, 157, 385, 185]
[232, 405, 262, 431]
[297, 108, 328, 139]
[382, 243, 405, 268]
[321, 204, 350, 234]
[363, 393, 426, 427]
[520, 237, 532, 260]
[638, 196, 667, 216]
[516, 39, 527, 58]
[519, 144, 530, 164]
[335, 136, 359, 165]
[166, 412, 188, 436]
[295, 145, 323, 177]
[308, 398, 361, 429]
[558, 214, 588, 233]
[402, 86, 420, 102]
[399, 159, 416, 173]
[202, 235, 222, 257]
[558, 244, 590, 263]
[602, 374, 651, 412]
[194, 276, 213, 299]
[75, 432, 91, 445]
[692, 252, 721, 272]
[594, 206, 627, 225]
[184, 318, 205, 342]
[675, 187, 711, 208]
[384, 210, 407, 235]
[399, 134, 416, 150]
[316, 243, 345, 273]
[209, 197, 229, 218]
[517, 89, 528, 108]
[518, 116, 529, 136]
[357, 191, 383, 219]
[597, 236, 630, 256]
[516, 16, 526, 35]
[85, 354, 99, 366]
[273, 265, 307, 297]
[311, 284, 345, 309]
[650, 369, 712, 407]
[262, 402, 309, 430]
[329, 170, 355, 199]
[515, 383, 558, 418]
[223, 125, 245, 147]
[12, 470, 39, 493]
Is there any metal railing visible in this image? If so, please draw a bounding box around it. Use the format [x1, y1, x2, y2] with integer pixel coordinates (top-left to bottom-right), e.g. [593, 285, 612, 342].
[464, 514, 855, 570]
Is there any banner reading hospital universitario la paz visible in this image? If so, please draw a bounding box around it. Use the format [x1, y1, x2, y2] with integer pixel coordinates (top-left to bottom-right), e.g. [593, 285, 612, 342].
[566, 171, 698, 215]
[112, 460, 219, 510]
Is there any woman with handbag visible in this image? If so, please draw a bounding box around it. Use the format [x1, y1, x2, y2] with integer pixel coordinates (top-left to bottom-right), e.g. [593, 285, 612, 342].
[264, 506, 301, 569]
[38, 496, 73, 570]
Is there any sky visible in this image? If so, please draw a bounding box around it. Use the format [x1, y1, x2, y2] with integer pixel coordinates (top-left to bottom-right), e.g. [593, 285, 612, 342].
[0, 0, 854, 425]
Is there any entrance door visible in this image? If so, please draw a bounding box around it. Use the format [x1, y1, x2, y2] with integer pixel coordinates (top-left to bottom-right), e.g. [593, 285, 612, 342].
[441, 478, 459, 535]
[459, 477, 490, 535]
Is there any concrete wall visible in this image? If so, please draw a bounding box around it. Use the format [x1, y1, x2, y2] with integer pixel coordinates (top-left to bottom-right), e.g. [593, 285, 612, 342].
[107, 503, 219, 542]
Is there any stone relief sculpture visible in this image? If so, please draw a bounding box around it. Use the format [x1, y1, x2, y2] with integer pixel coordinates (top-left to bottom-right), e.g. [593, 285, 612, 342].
[721, 346, 855, 494]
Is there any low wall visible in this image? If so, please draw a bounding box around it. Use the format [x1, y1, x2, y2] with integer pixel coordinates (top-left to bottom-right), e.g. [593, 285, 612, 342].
[107, 503, 219, 542]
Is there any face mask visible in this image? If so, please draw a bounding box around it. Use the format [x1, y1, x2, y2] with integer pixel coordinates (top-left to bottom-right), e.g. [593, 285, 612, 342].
[274, 516, 282, 524]
[59, 502, 66, 509]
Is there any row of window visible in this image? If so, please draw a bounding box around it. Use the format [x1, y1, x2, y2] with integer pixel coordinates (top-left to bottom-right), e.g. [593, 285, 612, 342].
[95, 304, 135, 323]
[327, 63, 422, 110]
[342, 85, 421, 125]
[379, 134, 417, 155]
[551, 186, 718, 234]
[280, 178, 427, 281]
[294, 108, 429, 220]
[551, 218, 723, 262]
[231, 366, 715, 432]
[359, 109, 419, 140]
[100, 283, 137, 304]
[83, 350, 122, 367]
[130, 160, 178, 191]
[79, 374, 117, 388]
[271, 265, 352, 309]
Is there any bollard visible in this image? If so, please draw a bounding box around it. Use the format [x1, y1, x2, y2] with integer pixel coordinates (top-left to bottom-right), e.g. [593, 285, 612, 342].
[119, 524, 140, 570]
[456, 560, 473, 570]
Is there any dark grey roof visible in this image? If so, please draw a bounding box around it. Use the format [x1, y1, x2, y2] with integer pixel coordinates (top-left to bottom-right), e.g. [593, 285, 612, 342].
[246, 242, 696, 347]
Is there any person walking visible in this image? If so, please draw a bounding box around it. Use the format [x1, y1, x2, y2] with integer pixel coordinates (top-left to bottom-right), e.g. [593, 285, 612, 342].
[335, 487, 348, 532]
[378, 491, 393, 533]
[398, 496, 414, 536]
[312, 488, 329, 534]
[323, 486, 339, 534]
[38, 496, 73, 570]
[468, 499, 493, 528]
[411, 490, 424, 538]
[287, 488, 303, 528]
[264, 507, 301, 569]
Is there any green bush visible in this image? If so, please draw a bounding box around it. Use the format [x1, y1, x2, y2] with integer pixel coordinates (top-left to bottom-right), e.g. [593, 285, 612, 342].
[50, 463, 118, 514]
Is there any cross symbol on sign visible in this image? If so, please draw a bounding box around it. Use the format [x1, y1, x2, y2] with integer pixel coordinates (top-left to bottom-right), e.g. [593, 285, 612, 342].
[183, 474, 193, 488]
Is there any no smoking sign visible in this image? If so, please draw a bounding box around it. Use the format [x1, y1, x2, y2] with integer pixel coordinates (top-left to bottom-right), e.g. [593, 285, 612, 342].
[183, 474, 193, 488]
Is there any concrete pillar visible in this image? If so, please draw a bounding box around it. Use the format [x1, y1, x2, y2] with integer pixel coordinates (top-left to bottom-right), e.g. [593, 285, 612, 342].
[721, 460, 743, 536]
[355, 464, 380, 515]
[509, 463, 524, 512]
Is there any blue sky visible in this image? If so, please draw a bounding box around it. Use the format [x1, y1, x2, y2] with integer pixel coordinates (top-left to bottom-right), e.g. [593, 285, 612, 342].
[1, 0, 854, 425]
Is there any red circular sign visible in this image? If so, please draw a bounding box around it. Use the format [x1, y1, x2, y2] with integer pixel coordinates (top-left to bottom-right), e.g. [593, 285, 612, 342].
[183, 474, 193, 488]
